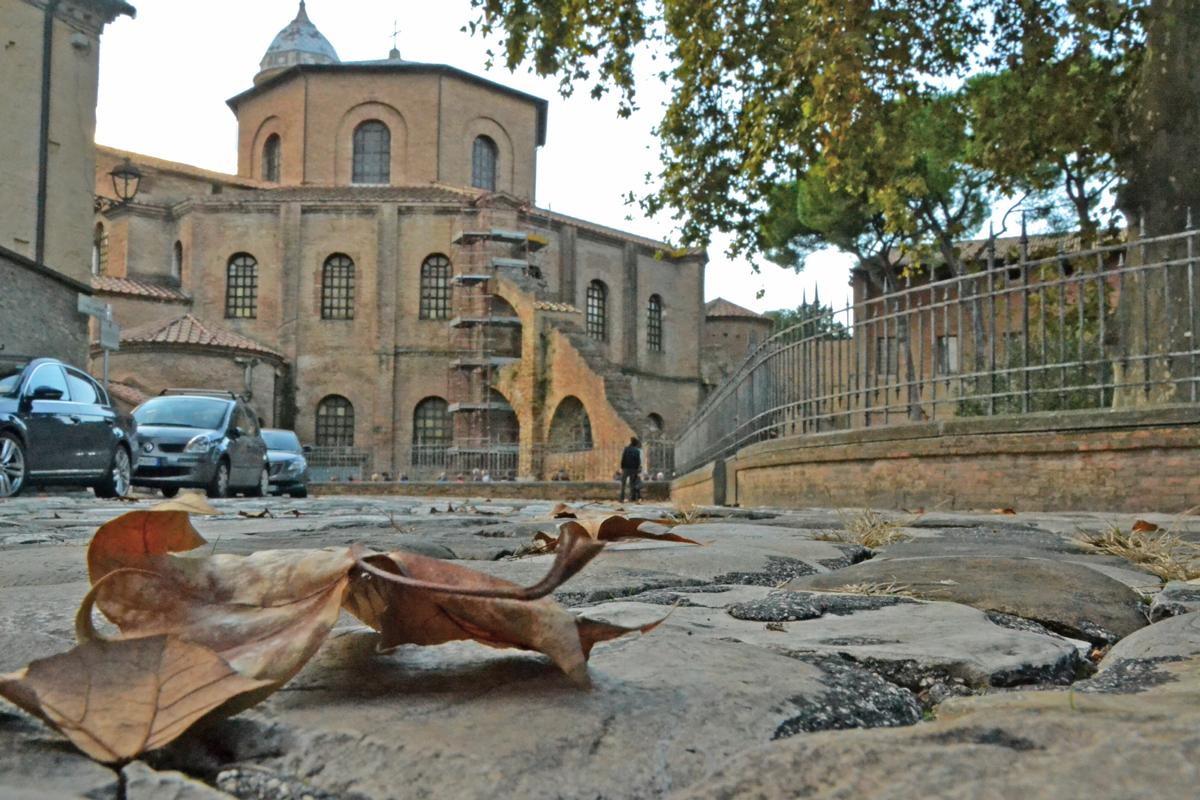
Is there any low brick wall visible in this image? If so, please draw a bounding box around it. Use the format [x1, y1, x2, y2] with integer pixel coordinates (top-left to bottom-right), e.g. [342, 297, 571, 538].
[313, 480, 671, 502]
[671, 406, 1200, 513]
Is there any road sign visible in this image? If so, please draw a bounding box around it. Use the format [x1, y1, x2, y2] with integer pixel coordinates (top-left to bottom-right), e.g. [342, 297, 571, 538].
[77, 294, 111, 319]
[98, 318, 120, 351]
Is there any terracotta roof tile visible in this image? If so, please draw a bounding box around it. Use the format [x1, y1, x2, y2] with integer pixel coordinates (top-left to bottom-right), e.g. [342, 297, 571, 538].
[120, 315, 284, 359]
[92, 275, 191, 302]
[96, 145, 267, 189]
[705, 298, 770, 320]
[106, 383, 149, 407]
[205, 183, 477, 204]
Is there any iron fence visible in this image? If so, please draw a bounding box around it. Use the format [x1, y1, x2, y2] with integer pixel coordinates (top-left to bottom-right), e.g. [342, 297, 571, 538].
[677, 225, 1200, 476]
[381, 441, 676, 482]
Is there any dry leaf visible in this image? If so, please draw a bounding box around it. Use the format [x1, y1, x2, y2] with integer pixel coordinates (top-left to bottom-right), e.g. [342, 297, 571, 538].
[992, 508, 1018, 515]
[152, 493, 220, 515]
[238, 508, 274, 519]
[344, 528, 655, 688]
[1132, 519, 1163, 533]
[560, 517, 704, 546]
[87, 511, 207, 584]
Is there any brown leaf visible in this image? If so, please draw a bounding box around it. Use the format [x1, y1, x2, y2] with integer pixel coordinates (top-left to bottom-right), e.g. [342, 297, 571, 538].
[87, 511, 207, 585]
[0, 636, 268, 764]
[152, 493, 220, 515]
[1132, 519, 1163, 533]
[237, 508, 274, 519]
[559, 516, 704, 546]
[87, 548, 355, 688]
[992, 508, 1018, 515]
[343, 528, 647, 688]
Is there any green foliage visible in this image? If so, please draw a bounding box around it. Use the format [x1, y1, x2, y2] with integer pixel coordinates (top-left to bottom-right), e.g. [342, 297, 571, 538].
[766, 298, 850, 339]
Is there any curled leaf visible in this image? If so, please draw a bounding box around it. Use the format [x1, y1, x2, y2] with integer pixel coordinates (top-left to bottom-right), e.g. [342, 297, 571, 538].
[87, 511, 207, 585]
[1132, 519, 1163, 534]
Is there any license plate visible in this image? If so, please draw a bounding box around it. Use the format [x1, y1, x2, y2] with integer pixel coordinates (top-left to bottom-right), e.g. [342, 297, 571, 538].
[137, 456, 162, 468]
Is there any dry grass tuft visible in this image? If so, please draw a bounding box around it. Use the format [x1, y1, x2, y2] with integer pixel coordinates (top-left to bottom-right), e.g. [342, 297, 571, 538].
[1078, 521, 1200, 583]
[814, 508, 916, 549]
[824, 582, 918, 599]
[666, 503, 710, 526]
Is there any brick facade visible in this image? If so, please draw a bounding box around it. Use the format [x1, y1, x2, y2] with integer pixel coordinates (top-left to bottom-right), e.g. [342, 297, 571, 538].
[671, 406, 1200, 513]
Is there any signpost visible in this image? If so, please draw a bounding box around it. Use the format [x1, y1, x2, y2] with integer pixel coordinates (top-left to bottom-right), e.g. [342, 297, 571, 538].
[77, 294, 118, 389]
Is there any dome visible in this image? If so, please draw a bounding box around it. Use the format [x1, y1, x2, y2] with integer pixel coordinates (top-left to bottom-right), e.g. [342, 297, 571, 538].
[257, 2, 339, 81]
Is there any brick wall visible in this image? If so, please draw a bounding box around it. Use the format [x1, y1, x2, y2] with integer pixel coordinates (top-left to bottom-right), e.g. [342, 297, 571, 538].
[0, 250, 90, 366]
[671, 406, 1200, 513]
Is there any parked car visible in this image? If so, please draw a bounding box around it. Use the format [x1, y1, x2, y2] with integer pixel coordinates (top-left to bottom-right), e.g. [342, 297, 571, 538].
[0, 356, 137, 498]
[261, 428, 310, 498]
[131, 390, 268, 498]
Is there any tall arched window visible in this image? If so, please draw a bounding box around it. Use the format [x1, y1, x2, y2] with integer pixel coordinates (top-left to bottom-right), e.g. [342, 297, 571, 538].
[262, 134, 281, 182]
[472, 135, 498, 191]
[225, 254, 258, 319]
[92, 223, 108, 276]
[171, 241, 183, 281]
[352, 121, 391, 184]
[412, 397, 451, 465]
[321, 254, 355, 319]
[315, 395, 354, 446]
[647, 294, 664, 352]
[586, 280, 607, 341]
[419, 254, 451, 320]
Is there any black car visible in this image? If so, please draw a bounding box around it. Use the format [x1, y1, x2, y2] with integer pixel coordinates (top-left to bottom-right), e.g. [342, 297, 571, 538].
[131, 390, 269, 498]
[0, 357, 137, 498]
[262, 429, 310, 498]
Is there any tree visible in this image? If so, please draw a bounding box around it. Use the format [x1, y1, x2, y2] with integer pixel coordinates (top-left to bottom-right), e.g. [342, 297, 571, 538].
[765, 292, 850, 338]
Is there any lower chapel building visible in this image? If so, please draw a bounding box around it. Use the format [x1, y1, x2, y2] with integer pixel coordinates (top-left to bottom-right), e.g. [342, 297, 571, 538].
[88, 3, 767, 479]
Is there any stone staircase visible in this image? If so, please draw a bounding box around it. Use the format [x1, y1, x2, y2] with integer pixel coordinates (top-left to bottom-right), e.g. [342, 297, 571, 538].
[547, 316, 648, 437]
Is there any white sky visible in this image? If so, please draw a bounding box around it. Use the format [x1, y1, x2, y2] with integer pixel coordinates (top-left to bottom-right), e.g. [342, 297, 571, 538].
[94, 0, 854, 314]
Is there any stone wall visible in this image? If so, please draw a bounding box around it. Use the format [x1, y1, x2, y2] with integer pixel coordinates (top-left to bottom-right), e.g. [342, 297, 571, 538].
[671, 406, 1200, 513]
[313, 480, 670, 501]
[0, 248, 90, 366]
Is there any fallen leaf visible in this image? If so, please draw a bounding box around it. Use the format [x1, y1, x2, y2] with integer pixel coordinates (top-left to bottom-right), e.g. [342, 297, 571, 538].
[992, 509, 1017, 515]
[87, 511, 207, 585]
[237, 508, 274, 519]
[287, 509, 307, 517]
[345, 528, 656, 688]
[152, 493, 220, 515]
[1132, 519, 1163, 533]
[560, 517, 704, 546]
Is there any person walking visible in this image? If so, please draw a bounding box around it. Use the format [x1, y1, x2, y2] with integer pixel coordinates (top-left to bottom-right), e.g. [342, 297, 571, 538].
[619, 437, 643, 503]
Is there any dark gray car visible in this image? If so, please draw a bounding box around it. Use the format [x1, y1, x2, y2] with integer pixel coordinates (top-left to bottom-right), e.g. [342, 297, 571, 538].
[262, 429, 309, 497]
[131, 391, 268, 498]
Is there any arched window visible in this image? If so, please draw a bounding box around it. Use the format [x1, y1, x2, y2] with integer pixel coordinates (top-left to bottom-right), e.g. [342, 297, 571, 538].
[225, 253, 258, 319]
[647, 294, 664, 352]
[321, 254, 355, 319]
[413, 397, 451, 465]
[586, 280, 607, 341]
[171, 241, 183, 281]
[647, 413, 665, 438]
[262, 134, 281, 183]
[352, 121, 391, 184]
[548, 396, 594, 452]
[419, 254, 451, 320]
[92, 223, 108, 276]
[315, 395, 354, 446]
[471, 135, 498, 191]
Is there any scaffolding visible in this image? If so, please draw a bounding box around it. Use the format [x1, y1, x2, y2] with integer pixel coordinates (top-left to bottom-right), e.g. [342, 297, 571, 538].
[447, 197, 547, 479]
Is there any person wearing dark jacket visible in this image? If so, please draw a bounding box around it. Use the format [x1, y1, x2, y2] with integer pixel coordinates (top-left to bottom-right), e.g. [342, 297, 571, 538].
[619, 437, 643, 503]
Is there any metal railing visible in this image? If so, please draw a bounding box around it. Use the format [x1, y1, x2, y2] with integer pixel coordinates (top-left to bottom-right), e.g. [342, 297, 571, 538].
[380, 441, 677, 482]
[677, 224, 1200, 475]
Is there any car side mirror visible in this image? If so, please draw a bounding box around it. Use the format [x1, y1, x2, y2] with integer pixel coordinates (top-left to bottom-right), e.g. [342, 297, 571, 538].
[229, 426, 244, 439]
[30, 386, 64, 401]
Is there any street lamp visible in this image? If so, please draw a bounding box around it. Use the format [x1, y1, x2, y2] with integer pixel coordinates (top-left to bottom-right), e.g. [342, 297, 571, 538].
[95, 158, 143, 212]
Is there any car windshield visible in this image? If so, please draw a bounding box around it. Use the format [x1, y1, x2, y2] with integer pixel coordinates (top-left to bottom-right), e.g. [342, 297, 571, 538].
[0, 360, 30, 398]
[134, 397, 230, 429]
[262, 430, 302, 452]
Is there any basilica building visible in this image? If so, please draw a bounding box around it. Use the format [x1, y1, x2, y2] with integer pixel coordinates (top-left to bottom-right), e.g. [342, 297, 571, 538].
[88, 2, 768, 479]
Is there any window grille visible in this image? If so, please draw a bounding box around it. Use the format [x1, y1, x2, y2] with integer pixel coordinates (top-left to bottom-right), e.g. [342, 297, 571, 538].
[647, 294, 663, 352]
[587, 280, 607, 341]
[936, 335, 960, 374]
[225, 254, 258, 319]
[321, 254, 355, 319]
[419, 254, 451, 320]
[352, 121, 391, 184]
[315, 395, 354, 446]
[262, 134, 281, 182]
[412, 397, 450, 466]
[472, 135, 498, 191]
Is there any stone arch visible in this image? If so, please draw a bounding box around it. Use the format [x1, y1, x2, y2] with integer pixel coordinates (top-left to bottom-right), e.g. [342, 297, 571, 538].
[462, 117, 514, 193]
[335, 102, 408, 185]
[489, 294, 523, 358]
[251, 116, 287, 182]
[549, 396, 594, 453]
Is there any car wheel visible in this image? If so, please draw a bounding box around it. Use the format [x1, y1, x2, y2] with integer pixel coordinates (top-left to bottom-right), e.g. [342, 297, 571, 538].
[161, 487, 179, 498]
[94, 446, 132, 499]
[206, 461, 230, 499]
[0, 433, 27, 498]
[288, 487, 308, 498]
[246, 467, 269, 498]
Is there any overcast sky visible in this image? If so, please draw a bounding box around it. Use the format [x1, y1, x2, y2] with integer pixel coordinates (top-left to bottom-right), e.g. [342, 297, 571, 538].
[93, 0, 854, 314]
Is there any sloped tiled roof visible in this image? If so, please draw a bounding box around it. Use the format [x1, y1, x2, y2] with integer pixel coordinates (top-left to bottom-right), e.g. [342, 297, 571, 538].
[120, 315, 285, 359]
[96, 145, 267, 190]
[191, 183, 478, 205]
[107, 383, 149, 407]
[92, 275, 191, 302]
[533, 300, 579, 313]
[705, 298, 770, 320]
